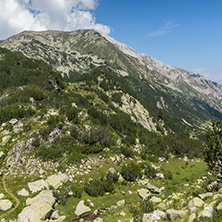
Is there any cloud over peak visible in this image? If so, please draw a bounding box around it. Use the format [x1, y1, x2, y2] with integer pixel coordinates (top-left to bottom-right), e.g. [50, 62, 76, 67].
[0, 0, 110, 40]
[148, 21, 179, 37]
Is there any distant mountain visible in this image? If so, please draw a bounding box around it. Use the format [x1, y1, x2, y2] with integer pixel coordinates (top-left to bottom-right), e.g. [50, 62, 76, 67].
[1, 29, 221, 132]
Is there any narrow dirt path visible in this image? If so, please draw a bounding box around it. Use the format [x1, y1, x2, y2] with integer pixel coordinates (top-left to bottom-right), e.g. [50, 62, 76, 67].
[0, 174, 20, 220]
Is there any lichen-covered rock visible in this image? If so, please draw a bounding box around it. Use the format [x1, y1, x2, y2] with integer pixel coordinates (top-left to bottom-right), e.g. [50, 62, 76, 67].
[0, 199, 13, 211]
[18, 190, 55, 222]
[45, 173, 68, 189]
[28, 179, 48, 193]
[74, 200, 91, 216]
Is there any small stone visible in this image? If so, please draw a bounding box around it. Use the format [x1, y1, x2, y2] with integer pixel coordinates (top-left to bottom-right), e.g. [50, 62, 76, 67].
[150, 196, 162, 204]
[189, 213, 196, 222]
[0, 193, 4, 199]
[17, 188, 29, 196]
[9, 118, 18, 125]
[137, 188, 150, 200]
[156, 173, 164, 179]
[120, 211, 126, 216]
[117, 199, 125, 207]
[94, 218, 103, 222]
[198, 192, 213, 200]
[2, 135, 11, 146]
[0, 152, 4, 158]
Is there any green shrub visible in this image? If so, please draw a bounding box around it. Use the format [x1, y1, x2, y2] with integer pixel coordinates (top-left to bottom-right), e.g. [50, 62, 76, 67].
[130, 198, 154, 222]
[144, 163, 156, 178]
[53, 181, 82, 205]
[120, 146, 134, 158]
[121, 162, 141, 182]
[84, 179, 106, 197]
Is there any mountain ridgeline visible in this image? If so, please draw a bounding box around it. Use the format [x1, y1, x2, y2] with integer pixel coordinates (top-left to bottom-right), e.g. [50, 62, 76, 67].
[1, 29, 222, 133]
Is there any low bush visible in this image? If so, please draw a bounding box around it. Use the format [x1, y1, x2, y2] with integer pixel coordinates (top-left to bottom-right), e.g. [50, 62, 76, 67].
[121, 162, 141, 182]
[53, 181, 82, 205]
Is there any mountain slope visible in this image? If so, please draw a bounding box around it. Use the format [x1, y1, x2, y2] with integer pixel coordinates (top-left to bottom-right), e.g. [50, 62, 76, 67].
[1, 29, 221, 130]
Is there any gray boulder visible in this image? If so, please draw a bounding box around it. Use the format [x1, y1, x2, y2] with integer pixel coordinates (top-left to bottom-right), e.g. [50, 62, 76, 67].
[28, 179, 48, 193]
[74, 200, 91, 216]
[0, 199, 13, 211]
[143, 210, 166, 222]
[137, 188, 150, 200]
[166, 209, 187, 221]
[188, 197, 204, 211]
[147, 183, 161, 194]
[17, 188, 29, 196]
[18, 190, 55, 222]
[45, 173, 68, 189]
[198, 201, 217, 218]
[198, 192, 213, 200]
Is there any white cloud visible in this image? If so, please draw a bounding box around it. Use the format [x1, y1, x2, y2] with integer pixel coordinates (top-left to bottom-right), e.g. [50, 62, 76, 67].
[193, 68, 211, 78]
[148, 21, 179, 37]
[0, 0, 110, 40]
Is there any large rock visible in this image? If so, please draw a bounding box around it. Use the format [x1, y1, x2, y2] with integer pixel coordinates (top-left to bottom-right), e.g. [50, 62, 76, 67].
[0, 199, 13, 211]
[166, 209, 187, 221]
[17, 188, 29, 196]
[188, 197, 204, 211]
[74, 200, 91, 216]
[147, 183, 161, 194]
[198, 201, 217, 218]
[45, 174, 68, 189]
[137, 188, 150, 200]
[28, 179, 48, 193]
[18, 190, 55, 222]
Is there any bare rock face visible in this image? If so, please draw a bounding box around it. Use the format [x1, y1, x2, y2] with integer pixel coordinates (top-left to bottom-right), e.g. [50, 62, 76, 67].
[18, 190, 56, 222]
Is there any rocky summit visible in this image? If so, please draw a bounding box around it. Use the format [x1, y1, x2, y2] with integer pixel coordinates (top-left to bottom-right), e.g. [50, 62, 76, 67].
[0, 30, 222, 221]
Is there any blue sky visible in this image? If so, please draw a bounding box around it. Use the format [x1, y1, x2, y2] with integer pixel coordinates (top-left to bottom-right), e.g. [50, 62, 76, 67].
[94, 0, 222, 83]
[0, 0, 221, 83]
